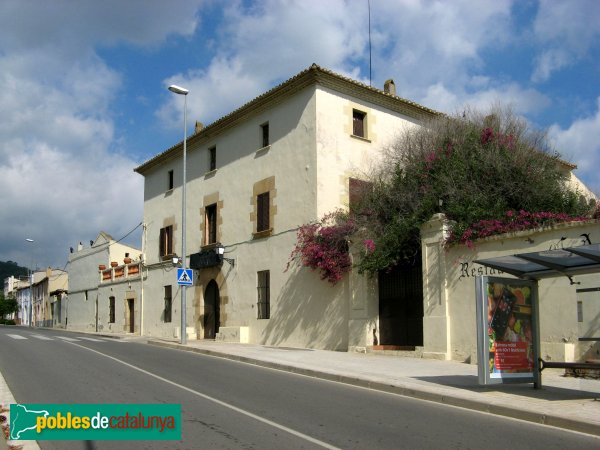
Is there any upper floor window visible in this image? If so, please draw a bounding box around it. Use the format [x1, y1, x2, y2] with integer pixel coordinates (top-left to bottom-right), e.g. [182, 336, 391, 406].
[168, 170, 174, 190]
[252, 176, 275, 238]
[159, 225, 174, 259]
[209, 146, 216, 172]
[256, 192, 270, 233]
[352, 110, 366, 138]
[205, 204, 217, 245]
[349, 177, 373, 215]
[260, 122, 269, 148]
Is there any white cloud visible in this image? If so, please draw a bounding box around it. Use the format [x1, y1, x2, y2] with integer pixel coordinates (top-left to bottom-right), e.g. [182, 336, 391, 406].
[422, 80, 551, 118]
[159, 0, 517, 128]
[368, 0, 513, 99]
[159, 0, 369, 128]
[548, 97, 600, 195]
[532, 0, 600, 82]
[0, 0, 203, 267]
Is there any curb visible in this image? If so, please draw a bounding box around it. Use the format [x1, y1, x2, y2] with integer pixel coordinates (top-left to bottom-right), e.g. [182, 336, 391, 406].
[0, 371, 41, 450]
[147, 340, 600, 438]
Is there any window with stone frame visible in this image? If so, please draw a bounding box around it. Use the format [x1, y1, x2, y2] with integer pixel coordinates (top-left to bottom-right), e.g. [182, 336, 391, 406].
[349, 177, 373, 215]
[159, 225, 174, 259]
[352, 109, 367, 138]
[256, 192, 270, 232]
[205, 203, 218, 244]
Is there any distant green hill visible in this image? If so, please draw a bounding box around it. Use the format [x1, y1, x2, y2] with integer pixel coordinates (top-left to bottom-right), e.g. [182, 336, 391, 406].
[0, 260, 28, 282]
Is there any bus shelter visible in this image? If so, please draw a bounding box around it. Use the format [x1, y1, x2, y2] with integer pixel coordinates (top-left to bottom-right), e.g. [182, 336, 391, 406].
[474, 243, 600, 388]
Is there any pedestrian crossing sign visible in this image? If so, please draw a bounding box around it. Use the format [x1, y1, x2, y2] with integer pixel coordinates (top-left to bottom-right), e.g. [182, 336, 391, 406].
[177, 268, 193, 285]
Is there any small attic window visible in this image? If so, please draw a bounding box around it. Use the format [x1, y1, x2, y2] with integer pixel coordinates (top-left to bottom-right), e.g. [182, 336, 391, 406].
[168, 170, 174, 190]
[352, 110, 366, 138]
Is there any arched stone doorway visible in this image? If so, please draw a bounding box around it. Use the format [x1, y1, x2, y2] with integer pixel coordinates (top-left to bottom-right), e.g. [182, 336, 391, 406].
[204, 280, 220, 339]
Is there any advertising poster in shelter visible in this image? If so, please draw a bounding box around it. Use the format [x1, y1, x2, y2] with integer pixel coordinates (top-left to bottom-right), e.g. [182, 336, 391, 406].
[476, 276, 539, 385]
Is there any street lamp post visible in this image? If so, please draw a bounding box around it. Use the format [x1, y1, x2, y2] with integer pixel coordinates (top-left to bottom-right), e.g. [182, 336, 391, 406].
[25, 238, 34, 327]
[168, 84, 189, 345]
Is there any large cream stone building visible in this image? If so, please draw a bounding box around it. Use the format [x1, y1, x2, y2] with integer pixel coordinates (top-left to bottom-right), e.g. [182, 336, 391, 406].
[134, 64, 438, 348]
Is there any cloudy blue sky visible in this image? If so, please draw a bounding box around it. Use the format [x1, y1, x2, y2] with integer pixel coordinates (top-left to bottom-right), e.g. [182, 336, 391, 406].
[1, 0, 599, 270]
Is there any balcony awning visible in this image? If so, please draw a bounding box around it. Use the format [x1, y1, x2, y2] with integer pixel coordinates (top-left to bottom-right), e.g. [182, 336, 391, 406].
[475, 243, 600, 281]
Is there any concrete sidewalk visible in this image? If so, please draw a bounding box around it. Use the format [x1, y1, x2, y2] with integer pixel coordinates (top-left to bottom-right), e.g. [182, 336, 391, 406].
[148, 339, 600, 437]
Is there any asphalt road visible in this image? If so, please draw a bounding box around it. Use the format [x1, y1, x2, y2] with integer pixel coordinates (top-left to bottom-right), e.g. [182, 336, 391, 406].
[0, 326, 598, 450]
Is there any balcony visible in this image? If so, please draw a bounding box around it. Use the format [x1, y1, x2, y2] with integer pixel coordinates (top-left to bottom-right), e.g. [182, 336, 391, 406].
[99, 262, 141, 283]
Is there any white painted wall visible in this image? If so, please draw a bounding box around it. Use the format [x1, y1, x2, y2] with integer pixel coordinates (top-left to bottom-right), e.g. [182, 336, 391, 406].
[314, 87, 421, 217]
[67, 235, 140, 333]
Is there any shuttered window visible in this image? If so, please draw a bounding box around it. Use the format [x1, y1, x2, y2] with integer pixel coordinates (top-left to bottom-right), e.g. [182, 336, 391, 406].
[205, 204, 217, 244]
[257, 192, 270, 232]
[349, 177, 373, 214]
[159, 226, 173, 258]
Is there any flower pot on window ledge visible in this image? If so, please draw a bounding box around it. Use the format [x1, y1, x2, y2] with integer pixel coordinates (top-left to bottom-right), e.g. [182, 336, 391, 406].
[98, 264, 106, 271]
[110, 261, 118, 268]
[124, 257, 132, 264]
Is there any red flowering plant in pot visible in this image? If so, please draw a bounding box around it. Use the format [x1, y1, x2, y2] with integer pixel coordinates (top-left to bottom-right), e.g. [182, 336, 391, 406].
[286, 210, 362, 285]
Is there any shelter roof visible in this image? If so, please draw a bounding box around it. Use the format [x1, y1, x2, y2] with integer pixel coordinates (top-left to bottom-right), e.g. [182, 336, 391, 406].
[475, 243, 600, 281]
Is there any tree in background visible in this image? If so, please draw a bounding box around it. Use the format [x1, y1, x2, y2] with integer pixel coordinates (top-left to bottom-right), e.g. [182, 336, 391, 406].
[0, 260, 28, 282]
[0, 291, 19, 320]
[354, 106, 596, 274]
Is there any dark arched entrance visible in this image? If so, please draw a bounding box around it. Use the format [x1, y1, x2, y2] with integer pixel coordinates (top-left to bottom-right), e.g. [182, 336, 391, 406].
[204, 280, 220, 339]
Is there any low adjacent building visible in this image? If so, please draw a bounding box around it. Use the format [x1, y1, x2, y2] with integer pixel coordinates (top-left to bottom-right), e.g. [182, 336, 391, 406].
[67, 232, 142, 334]
[32, 268, 68, 328]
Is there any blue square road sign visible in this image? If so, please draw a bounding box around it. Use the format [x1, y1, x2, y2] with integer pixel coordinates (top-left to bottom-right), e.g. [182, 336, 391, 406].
[177, 268, 193, 285]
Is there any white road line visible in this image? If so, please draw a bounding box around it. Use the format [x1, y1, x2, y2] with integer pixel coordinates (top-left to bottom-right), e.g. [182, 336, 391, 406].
[67, 341, 341, 450]
[55, 336, 80, 342]
[78, 337, 104, 342]
[6, 334, 27, 340]
[29, 334, 53, 341]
